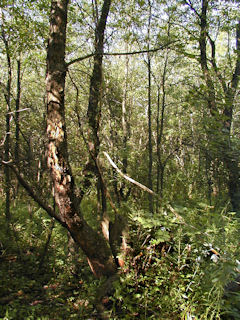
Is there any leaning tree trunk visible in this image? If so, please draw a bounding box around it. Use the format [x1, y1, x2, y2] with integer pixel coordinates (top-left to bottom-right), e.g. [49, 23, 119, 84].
[46, 0, 116, 279]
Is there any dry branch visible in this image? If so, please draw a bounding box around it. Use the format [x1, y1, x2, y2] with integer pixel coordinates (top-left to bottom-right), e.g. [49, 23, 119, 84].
[103, 152, 155, 195]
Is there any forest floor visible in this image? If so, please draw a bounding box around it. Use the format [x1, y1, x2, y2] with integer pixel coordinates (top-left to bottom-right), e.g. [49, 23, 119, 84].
[0, 251, 99, 320]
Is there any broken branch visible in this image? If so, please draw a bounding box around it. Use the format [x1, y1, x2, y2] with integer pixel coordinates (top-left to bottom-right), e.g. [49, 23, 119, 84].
[103, 152, 155, 195]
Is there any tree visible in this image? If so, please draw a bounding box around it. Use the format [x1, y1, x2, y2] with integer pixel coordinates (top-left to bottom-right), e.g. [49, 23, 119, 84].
[147, 0, 154, 214]
[1, 9, 12, 227]
[46, 0, 117, 278]
[1, 0, 240, 318]
[3, 1, 119, 317]
[196, 0, 240, 212]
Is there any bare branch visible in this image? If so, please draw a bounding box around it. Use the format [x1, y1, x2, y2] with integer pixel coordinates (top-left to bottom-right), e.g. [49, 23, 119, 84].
[7, 108, 30, 115]
[103, 152, 155, 195]
[66, 42, 176, 67]
[182, 0, 201, 20]
[66, 53, 95, 67]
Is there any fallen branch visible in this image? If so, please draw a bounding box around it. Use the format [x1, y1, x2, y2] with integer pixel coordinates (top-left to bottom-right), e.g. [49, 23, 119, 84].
[103, 152, 155, 195]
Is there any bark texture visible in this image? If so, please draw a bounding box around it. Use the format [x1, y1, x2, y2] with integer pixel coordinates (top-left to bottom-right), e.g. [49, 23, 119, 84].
[46, 0, 116, 279]
[80, 0, 111, 218]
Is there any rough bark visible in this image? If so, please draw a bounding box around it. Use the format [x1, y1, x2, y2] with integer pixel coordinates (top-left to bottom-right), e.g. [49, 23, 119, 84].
[46, 0, 116, 279]
[79, 0, 111, 220]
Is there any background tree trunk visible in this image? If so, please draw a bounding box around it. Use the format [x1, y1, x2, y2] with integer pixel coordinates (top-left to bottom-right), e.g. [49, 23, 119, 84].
[1, 17, 12, 226]
[147, 0, 153, 214]
[15, 59, 21, 164]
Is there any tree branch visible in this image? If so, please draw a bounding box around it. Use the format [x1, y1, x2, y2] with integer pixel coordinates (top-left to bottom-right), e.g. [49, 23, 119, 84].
[66, 42, 176, 67]
[66, 53, 95, 67]
[183, 0, 201, 20]
[103, 152, 155, 195]
[2, 161, 66, 228]
[208, 34, 227, 94]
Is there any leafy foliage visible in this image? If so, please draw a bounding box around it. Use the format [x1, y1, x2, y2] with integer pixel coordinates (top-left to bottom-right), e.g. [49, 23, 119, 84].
[111, 203, 240, 319]
[1, 0, 240, 319]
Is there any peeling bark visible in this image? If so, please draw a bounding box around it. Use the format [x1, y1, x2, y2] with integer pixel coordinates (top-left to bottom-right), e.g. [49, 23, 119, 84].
[46, 0, 116, 279]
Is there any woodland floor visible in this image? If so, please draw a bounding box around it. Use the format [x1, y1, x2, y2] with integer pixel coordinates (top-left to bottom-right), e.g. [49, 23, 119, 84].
[0, 252, 100, 320]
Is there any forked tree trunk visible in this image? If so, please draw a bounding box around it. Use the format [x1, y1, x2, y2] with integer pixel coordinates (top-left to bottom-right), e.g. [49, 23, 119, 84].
[46, 0, 116, 279]
[198, 1, 240, 213]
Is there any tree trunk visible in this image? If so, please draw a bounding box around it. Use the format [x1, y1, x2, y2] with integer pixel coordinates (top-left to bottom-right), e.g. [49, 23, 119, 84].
[223, 21, 240, 212]
[15, 59, 21, 164]
[46, 0, 116, 279]
[156, 39, 169, 203]
[119, 49, 131, 202]
[1, 18, 12, 226]
[79, 0, 112, 220]
[199, 0, 216, 113]
[147, 0, 153, 214]
[87, 0, 111, 160]
[198, 2, 240, 213]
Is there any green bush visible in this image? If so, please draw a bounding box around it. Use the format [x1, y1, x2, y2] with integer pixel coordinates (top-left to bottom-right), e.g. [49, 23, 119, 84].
[111, 203, 240, 319]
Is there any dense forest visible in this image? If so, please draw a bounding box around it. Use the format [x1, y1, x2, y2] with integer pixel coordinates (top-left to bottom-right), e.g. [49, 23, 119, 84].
[0, 0, 240, 319]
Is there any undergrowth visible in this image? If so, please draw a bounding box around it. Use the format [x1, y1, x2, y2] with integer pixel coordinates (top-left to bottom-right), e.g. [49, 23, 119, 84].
[0, 200, 240, 319]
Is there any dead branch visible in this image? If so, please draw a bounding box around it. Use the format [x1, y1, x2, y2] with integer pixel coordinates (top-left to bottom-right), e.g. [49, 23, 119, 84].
[103, 152, 155, 195]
